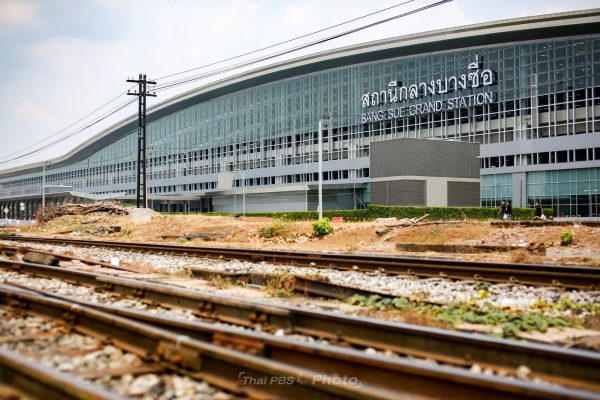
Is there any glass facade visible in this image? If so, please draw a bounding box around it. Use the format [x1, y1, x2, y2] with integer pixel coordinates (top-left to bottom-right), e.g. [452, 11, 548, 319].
[480, 173, 513, 207]
[527, 168, 600, 217]
[1, 12, 599, 216]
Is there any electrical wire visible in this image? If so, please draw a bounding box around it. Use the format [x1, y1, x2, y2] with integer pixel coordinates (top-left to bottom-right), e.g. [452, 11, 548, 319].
[2, 0, 451, 167]
[152, 0, 419, 81]
[0, 98, 136, 166]
[152, 0, 451, 93]
[0, 86, 136, 163]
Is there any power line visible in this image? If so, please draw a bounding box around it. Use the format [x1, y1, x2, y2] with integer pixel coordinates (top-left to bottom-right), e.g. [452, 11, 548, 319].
[153, 0, 419, 82]
[2, 0, 451, 167]
[0, 98, 136, 166]
[0, 86, 135, 163]
[152, 0, 451, 93]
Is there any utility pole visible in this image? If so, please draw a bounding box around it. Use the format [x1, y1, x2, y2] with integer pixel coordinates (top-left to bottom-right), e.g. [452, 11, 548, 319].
[127, 74, 156, 208]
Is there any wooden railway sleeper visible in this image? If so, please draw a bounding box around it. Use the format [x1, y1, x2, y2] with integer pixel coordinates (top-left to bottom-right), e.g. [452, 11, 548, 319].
[99, 282, 114, 291]
[9, 262, 22, 271]
[156, 340, 202, 371]
[6, 299, 27, 315]
[247, 310, 269, 325]
[212, 332, 265, 355]
[60, 311, 78, 327]
[193, 301, 218, 320]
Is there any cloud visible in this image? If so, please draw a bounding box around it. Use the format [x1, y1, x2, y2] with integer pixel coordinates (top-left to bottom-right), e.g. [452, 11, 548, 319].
[0, 0, 593, 168]
[0, 0, 39, 30]
[10, 98, 53, 125]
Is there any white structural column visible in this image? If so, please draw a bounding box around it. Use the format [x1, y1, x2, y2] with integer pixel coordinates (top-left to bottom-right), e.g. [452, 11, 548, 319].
[41, 161, 51, 208]
[42, 164, 46, 208]
[242, 169, 246, 217]
[425, 177, 448, 206]
[317, 117, 328, 220]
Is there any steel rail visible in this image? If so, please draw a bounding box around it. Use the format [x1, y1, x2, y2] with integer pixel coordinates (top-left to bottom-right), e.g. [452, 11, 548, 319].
[2, 235, 599, 289]
[190, 268, 395, 300]
[0, 243, 138, 272]
[1, 258, 599, 392]
[17, 282, 598, 400]
[0, 348, 125, 400]
[0, 244, 414, 300]
[0, 284, 390, 400]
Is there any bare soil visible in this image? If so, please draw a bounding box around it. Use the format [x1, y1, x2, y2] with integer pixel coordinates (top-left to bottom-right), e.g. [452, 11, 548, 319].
[17, 212, 600, 266]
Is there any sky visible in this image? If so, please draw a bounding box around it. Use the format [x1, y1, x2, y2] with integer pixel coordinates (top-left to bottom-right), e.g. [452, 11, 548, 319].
[0, 0, 598, 170]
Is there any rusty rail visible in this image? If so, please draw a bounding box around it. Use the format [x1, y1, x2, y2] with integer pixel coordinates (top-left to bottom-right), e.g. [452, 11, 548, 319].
[0, 348, 125, 400]
[191, 268, 390, 300]
[0, 284, 390, 400]
[2, 235, 599, 289]
[1, 259, 599, 393]
[4, 283, 600, 400]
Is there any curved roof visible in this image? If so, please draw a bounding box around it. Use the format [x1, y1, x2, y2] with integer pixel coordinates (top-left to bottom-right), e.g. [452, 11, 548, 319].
[2, 8, 600, 179]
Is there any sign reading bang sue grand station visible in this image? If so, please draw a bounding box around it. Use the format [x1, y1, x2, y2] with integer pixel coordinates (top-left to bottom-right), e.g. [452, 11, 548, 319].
[360, 56, 498, 123]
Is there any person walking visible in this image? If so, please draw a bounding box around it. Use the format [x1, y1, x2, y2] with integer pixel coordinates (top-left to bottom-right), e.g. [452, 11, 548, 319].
[534, 201, 547, 219]
[506, 201, 512, 220]
[500, 200, 507, 220]
[535, 201, 542, 218]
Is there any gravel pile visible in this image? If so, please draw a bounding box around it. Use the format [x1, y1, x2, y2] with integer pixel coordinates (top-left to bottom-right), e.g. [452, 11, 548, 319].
[95, 374, 225, 400]
[3, 239, 598, 316]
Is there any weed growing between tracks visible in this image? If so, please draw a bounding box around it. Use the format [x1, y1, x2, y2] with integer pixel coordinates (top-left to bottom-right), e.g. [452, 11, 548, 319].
[266, 273, 296, 297]
[346, 293, 599, 338]
[209, 275, 234, 289]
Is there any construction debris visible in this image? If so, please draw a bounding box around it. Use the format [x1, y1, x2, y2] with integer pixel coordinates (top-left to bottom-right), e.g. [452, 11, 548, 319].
[87, 225, 122, 235]
[22, 251, 60, 266]
[36, 202, 129, 223]
[385, 214, 430, 227]
[160, 232, 231, 241]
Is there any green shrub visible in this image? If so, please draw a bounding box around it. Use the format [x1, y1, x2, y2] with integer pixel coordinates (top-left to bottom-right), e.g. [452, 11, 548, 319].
[258, 220, 289, 238]
[560, 230, 574, 246]
[312, 218, 334, 237]
[242, 204, 555, 222]
[162, 204, 556, 222]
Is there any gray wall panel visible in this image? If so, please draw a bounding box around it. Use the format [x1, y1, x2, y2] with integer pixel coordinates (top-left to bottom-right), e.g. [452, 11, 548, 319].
[447, 182, 480, 207]
[371, 182, 388, 205]
[390, 180, 426, 206]
[371, 180, 426, 206]
[371, 138, 480, 179]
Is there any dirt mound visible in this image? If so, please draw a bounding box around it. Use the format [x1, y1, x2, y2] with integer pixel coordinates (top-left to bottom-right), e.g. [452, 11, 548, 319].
[36, 201, 129, 223]
[18, 212, 600, 267]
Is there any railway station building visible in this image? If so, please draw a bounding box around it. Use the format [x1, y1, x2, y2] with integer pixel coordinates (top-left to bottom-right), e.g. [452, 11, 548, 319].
[1, 9, 599, 219]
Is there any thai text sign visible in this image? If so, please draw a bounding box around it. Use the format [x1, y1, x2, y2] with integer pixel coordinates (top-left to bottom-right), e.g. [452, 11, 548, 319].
[360, 55, 497, 123]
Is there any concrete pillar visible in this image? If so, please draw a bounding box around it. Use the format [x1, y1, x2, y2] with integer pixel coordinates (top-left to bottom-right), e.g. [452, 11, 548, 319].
[512, 172, 527, 208]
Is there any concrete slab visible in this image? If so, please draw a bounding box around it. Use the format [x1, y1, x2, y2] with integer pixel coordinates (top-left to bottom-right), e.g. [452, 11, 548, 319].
[131, 208, 152, 222]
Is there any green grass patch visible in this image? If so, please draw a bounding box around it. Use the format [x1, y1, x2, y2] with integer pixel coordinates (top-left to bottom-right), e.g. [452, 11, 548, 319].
[347, 294, 578, 338]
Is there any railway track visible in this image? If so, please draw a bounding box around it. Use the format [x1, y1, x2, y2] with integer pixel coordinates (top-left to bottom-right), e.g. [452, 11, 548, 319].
[2, 234, 599, 289]
[1, 257, 599, 398]
[0, 348, 125, 400]
[0, 243, 404, 301]
[1, 282, 389, 400]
